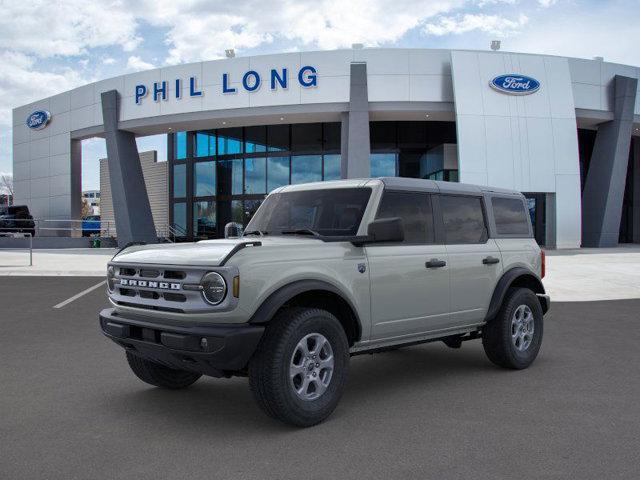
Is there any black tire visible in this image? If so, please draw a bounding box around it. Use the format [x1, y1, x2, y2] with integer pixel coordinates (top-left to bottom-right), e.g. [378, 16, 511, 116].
[248, 307, 350, 427]
[125, 351, 202, 389]
[482, 287, 543, 369]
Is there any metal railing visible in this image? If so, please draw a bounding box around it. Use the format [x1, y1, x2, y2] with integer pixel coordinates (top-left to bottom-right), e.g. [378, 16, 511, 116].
[0, 218, 115, 237]
[0, 232, 33, 266]
[157, 223, 189, 242]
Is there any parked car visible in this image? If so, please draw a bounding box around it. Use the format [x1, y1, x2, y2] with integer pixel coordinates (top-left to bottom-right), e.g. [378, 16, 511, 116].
[0, 205, 35, 236]
[100, 178, 549, 427]
[82, 215, 101, 237]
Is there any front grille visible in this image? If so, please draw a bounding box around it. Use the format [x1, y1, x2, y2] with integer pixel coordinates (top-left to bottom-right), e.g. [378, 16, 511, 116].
[109, 262, 238, 314]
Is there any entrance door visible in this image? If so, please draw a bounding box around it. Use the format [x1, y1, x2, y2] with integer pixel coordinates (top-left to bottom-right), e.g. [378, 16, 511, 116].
[366, 190, 451, 340]
[524, 193, 546, 246]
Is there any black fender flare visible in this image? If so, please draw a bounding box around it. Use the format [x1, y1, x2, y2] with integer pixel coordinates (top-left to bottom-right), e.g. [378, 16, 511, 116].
[248, 279, 362, 340]
[485, 267, 547, 322]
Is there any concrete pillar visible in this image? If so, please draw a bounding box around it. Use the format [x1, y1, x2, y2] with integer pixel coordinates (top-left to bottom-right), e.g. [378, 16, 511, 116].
[344, 63, 371, 178]
[582, 75, 638, 247]
[101, 90, 157, 247]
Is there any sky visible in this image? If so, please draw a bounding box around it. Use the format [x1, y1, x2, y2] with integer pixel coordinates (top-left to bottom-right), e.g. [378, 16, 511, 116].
[1, 0, 639, 192]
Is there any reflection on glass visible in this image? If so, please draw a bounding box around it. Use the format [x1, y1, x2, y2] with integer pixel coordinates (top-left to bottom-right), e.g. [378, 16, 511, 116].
[231, 200, 244, 224]
[173, 202, 187, 234]
[173, 163, 186, 197]
[291, 155, 322, 184]
[292, 123, 322, 151]
[267, 124, 289, 151]
[245, 157, 266, 194]
[195, 131, 215, 157]
[370, 153, 397, 177]
[245, 126, 267, 153]
[267, 156, 290, 192]
[217, 128, 243, 155]
[323, 154, 341, 181]
[194, 161, 216, 197]
[175, 131, 187, 160]
[244, 199, 263, 224]
[194, 201, 216, 237]
[323, 123, 341, 151]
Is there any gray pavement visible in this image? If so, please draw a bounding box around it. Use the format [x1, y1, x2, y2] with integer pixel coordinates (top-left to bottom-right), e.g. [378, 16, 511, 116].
[1, 277, 639, 479]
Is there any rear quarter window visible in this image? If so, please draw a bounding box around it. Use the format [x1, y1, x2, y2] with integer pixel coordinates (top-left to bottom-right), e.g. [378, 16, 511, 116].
[492, 197, 530, 236]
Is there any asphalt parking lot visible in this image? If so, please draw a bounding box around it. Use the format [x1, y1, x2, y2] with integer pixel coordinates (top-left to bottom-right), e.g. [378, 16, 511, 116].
[1, 277, 639, 479]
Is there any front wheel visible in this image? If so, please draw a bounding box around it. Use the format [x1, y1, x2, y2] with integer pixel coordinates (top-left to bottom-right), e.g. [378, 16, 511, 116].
[249, 307, 350, 427]
[482, 287, 544, 369]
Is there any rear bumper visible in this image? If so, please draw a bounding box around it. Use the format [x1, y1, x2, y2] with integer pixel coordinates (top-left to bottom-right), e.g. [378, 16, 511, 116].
[537, 294, 551, 314]
[99, 308, 264, 377]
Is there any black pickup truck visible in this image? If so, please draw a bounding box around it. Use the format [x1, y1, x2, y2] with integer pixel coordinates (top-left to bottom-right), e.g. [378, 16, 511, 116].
[0, 205, 36, 236]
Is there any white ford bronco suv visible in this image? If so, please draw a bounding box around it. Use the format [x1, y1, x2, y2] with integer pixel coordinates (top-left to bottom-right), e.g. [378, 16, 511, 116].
[100, 178, 549, 427]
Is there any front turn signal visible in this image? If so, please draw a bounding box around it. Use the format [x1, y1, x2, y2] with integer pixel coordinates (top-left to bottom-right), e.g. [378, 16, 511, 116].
[233, 275, 240, 298]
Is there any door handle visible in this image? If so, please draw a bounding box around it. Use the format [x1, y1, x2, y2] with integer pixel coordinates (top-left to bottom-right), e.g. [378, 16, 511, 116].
[482, 256, 500, 265]
[426, 259, 446, 268]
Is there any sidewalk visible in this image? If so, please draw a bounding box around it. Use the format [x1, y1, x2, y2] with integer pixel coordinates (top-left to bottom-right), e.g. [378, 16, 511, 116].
[1, 246, 639, 301]
[0, 248, 116, 276]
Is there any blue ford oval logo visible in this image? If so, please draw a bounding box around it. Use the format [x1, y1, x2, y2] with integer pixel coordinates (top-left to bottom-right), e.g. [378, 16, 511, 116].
[490, 74, 540, 95]
[26, 110, 51, 130]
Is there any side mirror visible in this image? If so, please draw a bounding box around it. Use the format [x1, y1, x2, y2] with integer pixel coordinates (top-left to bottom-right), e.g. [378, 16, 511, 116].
[224, 222, 244, 239]
[366, 217, 404, 243]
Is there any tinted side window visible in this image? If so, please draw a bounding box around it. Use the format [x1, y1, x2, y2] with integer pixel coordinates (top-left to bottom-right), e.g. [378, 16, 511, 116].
[492, 197, 530, 235]
[376, 192, 434, 244]
[440, 195, 487, 244]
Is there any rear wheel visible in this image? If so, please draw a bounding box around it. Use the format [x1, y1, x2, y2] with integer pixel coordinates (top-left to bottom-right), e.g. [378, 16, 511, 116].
[125, 351, 202, 389]
[482, 287, 543, 369]
[249, 307, 350, 427]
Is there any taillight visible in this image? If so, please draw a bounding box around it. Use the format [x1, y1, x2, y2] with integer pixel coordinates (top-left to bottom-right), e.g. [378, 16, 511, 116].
[540, 250, 546, 279]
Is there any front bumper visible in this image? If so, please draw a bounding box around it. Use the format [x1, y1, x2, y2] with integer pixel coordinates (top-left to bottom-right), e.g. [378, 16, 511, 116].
[99, 308, 264, 377]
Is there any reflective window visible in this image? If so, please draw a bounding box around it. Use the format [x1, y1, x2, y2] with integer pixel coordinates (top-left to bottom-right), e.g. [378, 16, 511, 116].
[245, 188, 372, 237]
[292, 123, 322, 151]
[218, 159, 243, 195]
[291, 155, 322, 184]
[174, 131, 187, 160]
[492, 197, 530, 235]
[173, 163, 186, 197]
[371, 153, 397, 177]
[267, 124, 289, 151]
[370, 122, 396, 150]
[244, 199, 263, 224]
[245, 157, 266, 194]
[376, 192, 434, 244]
[195, 131, 215, 157]
[194, 161, 216, 197]
[217, 128, 243, 155]
[194, 201, 216, 237]
[245, 126, 267, 153]
[231, 200, 244, 223]
[173, 202, 187, 233]
[267, 156, 290, 192]
[323, 154, 341, 181]
[323, 123, 341, 151]
[441, 195, 487, 244]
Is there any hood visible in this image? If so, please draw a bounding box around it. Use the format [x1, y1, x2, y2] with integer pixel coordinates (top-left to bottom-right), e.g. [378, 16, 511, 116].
[111, 236, 324, 266]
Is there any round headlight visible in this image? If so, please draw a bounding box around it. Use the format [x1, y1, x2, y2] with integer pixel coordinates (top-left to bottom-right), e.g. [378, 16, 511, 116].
[107, 266, 116, 292]
[201, 272, 227, 305]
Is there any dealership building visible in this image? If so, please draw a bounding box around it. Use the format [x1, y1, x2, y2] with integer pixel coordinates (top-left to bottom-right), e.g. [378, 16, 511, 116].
[11, 48, 640, 248]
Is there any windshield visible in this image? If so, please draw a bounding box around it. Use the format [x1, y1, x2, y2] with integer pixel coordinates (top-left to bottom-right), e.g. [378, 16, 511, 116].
[245, 187, 372, 237]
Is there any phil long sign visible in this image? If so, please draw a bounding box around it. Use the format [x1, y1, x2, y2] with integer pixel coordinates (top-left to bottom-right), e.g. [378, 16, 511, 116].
[490, 74, 540, 95]
[135, 66, 318, 105]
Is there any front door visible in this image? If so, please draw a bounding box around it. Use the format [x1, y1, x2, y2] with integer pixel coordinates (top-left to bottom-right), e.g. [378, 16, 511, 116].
[366, 191, 451, 341]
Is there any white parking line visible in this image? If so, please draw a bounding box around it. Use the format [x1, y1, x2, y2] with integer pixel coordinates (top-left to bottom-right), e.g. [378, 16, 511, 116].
[53, 280, 106, 309]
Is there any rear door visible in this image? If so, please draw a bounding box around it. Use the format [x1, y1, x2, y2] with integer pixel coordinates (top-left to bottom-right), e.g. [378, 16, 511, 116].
[366, 190, 450, 341]
[440, 194, 502, 326]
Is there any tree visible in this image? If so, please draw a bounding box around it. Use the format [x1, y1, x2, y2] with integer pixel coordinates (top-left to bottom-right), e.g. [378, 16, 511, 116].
[81, 198, 92, 218]
[0, 174, 13, 206]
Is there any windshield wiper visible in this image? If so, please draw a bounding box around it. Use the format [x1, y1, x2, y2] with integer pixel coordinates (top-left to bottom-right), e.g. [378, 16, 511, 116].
[243, 230, 268, 237]
[280, 228, 321, 237]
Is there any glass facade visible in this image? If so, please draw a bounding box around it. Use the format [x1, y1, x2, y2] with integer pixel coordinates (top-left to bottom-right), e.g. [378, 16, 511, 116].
[169, 123, 341, 239]
[169, 120, 461, 240]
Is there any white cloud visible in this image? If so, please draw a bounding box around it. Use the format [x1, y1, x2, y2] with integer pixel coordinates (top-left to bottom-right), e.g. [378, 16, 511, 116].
[126, 55, 156, 72]
[538, 0, 557, 7]
[102, 57, 116, 65]
[0, 0, 141, 57]
[424, 13, 529, 36]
